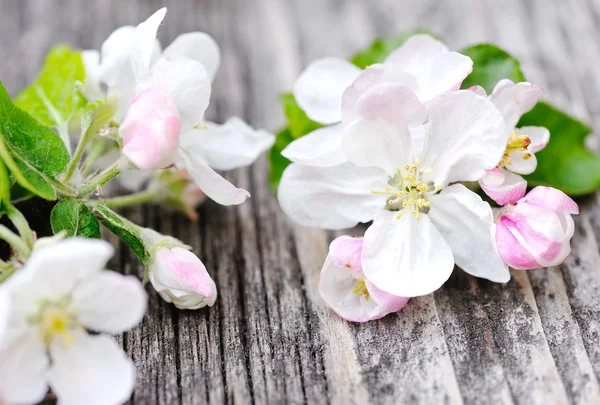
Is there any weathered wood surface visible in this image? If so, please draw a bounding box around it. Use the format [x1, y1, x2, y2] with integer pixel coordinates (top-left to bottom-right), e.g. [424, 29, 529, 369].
[1, 0, 600, 403]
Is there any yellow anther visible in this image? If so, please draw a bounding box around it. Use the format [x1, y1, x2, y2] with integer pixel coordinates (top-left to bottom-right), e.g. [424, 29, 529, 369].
[424, 201, 431, 208]
[411, 210, 417, 215]
[402, 201, 409, 208]
[352, 278, 370, 300]
[397, 192, 403, 198]
[414, 157, 422, 167]
[404, 164, 410, 171]
[523, 153, 532, 160]
[388, 199, 394, 205]
[424, 167, 433, 174]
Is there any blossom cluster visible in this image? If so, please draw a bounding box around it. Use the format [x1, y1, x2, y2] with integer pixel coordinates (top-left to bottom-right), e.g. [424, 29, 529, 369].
[277, 35, 579, 322]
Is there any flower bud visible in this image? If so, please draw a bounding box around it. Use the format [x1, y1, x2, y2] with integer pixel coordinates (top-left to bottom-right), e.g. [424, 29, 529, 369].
[493, 186, 579, 270]
[149, 246, 217, 310]
[120, 88, 181, 170]
[319, 236, 409, 322]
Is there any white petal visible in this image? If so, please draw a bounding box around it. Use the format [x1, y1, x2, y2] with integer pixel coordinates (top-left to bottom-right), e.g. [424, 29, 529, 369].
[0, 329, 48, 404]
[48, 333, 135, 405]
[180, 117, 275, 171]
[178, 148, 250, 206]
[132, 7, 167, 83]
[341, 64, 420, 126]
[0, 289, 10, 343]
[293, 58, 361, 125]
[277, 162, 388, 230]
[362, 211, 454, 297]
[163, 32, 221, 81]
[151, 56, 211, 127]
[420, 90, 508, 186]
[384, 34, 449, 71]
[71, 272, 147, 334]
[82, 50, 103, 100]
[479, 168, 527, 206]
[517, 126, 550, 153]
[490, 80, 544, 129]
[414, 51, 473, 102]
[505, 150, 537, 174]
[428, 184, 510, 283]
[342, 84, 426, 175]
[281, 124, 347, 167]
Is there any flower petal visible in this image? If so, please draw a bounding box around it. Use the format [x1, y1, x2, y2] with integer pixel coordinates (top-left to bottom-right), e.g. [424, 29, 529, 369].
[0, 329, 48, 405]
[0, 289, 10, 343]
[420, 90, 508, 186]
[48, 333, 135, 405]
[71, 272, 147, 334]
[329, 235, 364, 276]
[521, 186, 579, 214]
[277, 162, 388, 229]
[517, 126, 550, 153]
[384, 34, 449, 72]
[479, 168, 527, 206]
[178, 148, 250, 206]
[133, 7, 167, 84]
[494, 219, 541, 269]
[293, 58, 361, 125]
[341, 64, 419, 126]
[364, 278, 410, 315]
[362, 210, 454, 297]
[342, 84, 426, 175]
[428, 184, 510, 283]
[163, 32, 220, 80]
[179, 117, 274, 171]
[151, 56, 211, 127]
[82, 50, 104, 100]
[281, 124, 347, 167]
[490, 80, 544, 129]
[505, 150, 537, 175]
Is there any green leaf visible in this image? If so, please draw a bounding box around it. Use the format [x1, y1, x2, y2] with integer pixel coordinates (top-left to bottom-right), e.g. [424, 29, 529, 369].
[0, 82, 70, 200]
[519, 102, 600, 195]
[268, 128, 296, 193]
[50, 198, 101, 238]
[14, 45, 85, 128]
[460, 44, 526, 93]
[92, 204, 149, 263]
[0, 159, 9, 206]
[280, 93, 323, 139]
[351, 29, 440, 69]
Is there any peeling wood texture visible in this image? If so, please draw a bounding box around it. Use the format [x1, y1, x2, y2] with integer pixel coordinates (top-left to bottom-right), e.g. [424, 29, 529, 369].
[1, 0, 600, 404]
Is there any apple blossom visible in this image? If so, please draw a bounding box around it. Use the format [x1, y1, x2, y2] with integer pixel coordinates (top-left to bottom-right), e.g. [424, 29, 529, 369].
[475, 80, 550, 204]
[319, 236, 409, 322]
[493, 186, 579, 270]
[0, 238, 147, 405]
[283, 34, 472, 167]
[120, 88, 181, 170]
[85, 8, 275, 206]
[279, 87, 511, 297]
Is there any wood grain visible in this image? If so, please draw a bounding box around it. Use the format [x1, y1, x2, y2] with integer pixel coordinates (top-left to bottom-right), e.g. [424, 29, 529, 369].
[1, 0, 599, 404]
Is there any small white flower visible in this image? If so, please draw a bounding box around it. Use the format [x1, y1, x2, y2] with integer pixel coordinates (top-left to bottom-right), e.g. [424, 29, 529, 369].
[279, 87, 511, 297]
[0, 238, 147, 405]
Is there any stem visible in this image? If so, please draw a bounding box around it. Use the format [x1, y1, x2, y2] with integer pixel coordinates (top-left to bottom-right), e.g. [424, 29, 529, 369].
[64, 134, 91, 182]
[104, 190, 158, 208]
[77, 160, 123, 197]
[6, 204, 34, 247]
[0, 224, 29, 258]
[81, 141, 108, 177]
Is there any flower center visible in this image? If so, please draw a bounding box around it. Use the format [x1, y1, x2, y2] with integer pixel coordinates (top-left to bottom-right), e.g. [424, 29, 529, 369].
[34, 299, 79, 347]
[500, 130, 532, 167]
[371, 158, 442, 221]
[352, 278, 370, 301]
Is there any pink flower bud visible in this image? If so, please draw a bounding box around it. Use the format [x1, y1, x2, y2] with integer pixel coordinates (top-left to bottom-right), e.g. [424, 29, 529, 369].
[120, 88, 181, 170]
[319, 236, 409, 322]
[149, 247, 217, 310]
[493, 186, 579, 270]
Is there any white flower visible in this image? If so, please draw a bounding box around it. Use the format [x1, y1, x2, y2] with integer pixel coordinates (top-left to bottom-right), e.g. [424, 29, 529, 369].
[283, 34, 473, 167]
[279, 86, 511, 297]
[84, 8, 275, 205]
[474, 80, 550, 204]
[0, 238, 147, 405]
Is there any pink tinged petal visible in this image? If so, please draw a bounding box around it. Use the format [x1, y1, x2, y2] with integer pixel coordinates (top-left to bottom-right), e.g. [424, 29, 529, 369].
[120, 88, 181, 170]
[48, 333, 135, 405]
[0, 329, 48, 405]
[277, 162, 388, 230]
[494, 219, 542, 269]
[517, 126, 550, 153]
[490, 80, 544, 129]
[132, 7, 167, 84]
[428, 184, 510, 283]
[178, 149, 250, 206]
[281, 124, 347, 167]
[179, 117, 275, 171]
[479, 168, 527, 206]
[362, 211, 454, 297]
[163, 32, 221, 80]
[468, 85, 487, 97]
[293, 58, 361, 125]
[150, 247, 217, 310]
[420, 90, 508, 186]
[151, 56, 211, 127]
[341, 64, 420, 126]
[71, 272, 147, 334]
[329, 235, 364, 276]
[413, 51, 473, 102]
[522, 186, 579, 214]
[364, 278, 410, 314]
[384, 34, 449, 71]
